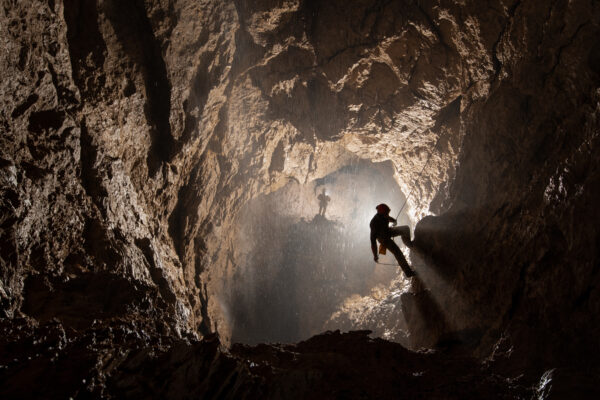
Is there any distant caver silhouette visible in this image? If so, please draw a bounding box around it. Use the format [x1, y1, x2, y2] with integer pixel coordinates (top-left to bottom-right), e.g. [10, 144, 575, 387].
[369, 203, 415, 278]
[317, 188, 331, 216]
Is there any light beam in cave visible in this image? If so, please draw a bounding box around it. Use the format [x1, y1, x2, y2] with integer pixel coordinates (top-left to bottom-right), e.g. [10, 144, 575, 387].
[225, 159, 415, 345]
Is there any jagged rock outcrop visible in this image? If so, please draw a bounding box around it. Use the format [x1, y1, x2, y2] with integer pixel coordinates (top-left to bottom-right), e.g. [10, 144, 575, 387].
[1, 0, 600, 397]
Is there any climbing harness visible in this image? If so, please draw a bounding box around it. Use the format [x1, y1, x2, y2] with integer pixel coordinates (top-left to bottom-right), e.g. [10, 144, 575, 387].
[378, 243, 387, 255]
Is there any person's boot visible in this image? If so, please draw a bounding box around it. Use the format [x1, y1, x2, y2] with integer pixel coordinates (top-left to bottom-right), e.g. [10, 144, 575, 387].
[400, 261, 416, 277]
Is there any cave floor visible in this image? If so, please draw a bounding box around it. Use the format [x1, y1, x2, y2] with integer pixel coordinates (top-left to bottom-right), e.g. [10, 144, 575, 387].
[0, 318, 535, 399]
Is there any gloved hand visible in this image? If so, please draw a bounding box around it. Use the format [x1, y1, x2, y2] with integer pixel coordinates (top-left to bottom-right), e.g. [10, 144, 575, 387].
[391, 220, 397, 227]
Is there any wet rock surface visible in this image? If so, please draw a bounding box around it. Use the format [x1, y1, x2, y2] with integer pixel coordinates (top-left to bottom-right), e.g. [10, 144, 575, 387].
[1, 0, 600, 398]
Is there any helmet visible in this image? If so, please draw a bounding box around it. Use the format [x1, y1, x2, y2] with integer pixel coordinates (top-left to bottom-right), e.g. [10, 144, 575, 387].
[376, 203, 390, 214]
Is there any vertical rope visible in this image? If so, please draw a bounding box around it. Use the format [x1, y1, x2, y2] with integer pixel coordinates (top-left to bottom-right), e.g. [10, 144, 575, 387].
[395, 133, 445, 221]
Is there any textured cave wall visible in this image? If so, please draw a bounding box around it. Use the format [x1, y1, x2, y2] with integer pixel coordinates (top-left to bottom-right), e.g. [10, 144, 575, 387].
[409, 0, 600, 368]
[1, 0, 599, 391]
[182, 0, 473, 342]
[0, 0, 209, 337]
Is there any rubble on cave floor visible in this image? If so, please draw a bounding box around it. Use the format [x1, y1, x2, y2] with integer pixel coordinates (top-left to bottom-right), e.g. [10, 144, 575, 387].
[1, 319, 536, 399]
[230, 329, 534, 399]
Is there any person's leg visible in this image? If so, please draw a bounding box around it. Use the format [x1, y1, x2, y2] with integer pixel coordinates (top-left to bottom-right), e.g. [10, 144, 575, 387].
[383, 238, 415, 277]
[389, 225, 412, 247]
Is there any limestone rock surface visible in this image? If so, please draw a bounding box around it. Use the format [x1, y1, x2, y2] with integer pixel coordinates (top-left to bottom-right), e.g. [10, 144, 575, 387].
[1, 0, 600, 397]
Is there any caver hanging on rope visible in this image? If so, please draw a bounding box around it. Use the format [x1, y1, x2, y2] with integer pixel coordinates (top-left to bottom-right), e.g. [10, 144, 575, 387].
[368, 132, 445, 276]
[369, 203, 416, 277]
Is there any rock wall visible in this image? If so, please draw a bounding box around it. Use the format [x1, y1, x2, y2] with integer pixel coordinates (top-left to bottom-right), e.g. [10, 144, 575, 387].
[1, 0, 464, 338]
[1, 0, 600, 397]
[408, 0, 600, 369]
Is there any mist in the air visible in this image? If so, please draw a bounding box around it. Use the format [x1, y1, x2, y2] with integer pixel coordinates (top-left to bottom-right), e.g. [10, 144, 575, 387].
[225, 159, 410, 344]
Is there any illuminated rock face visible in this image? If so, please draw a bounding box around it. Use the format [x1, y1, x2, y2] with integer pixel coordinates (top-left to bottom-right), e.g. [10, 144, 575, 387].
[1, 0, 599, 397]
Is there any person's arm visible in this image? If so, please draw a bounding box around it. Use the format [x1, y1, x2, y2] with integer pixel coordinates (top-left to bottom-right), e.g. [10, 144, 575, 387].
[370, 231, 378, 261]
[387, 216, 397, 226]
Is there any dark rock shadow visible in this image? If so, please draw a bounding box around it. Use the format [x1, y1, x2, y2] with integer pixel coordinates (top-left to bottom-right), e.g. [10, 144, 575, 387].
[401, 275, 449, 350]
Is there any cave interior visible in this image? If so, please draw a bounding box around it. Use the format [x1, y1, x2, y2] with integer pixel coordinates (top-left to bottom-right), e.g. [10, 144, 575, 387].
[1, 0, 600, 398]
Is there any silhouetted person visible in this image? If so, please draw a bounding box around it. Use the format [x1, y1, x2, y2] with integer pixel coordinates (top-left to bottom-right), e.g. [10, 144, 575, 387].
[370, 203, 415, 277]
[317, 188, 331, 216]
